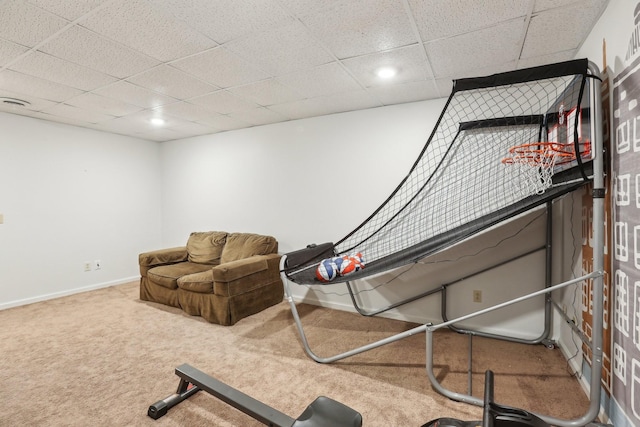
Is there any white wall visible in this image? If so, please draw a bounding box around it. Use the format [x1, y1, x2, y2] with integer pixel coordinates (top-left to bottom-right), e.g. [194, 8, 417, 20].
[161, 101, 443, 250]
[0, 112, 162, 308]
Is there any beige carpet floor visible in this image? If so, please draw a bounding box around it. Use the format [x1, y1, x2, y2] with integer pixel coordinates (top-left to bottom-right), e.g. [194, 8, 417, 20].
[0, 281, 589, 426]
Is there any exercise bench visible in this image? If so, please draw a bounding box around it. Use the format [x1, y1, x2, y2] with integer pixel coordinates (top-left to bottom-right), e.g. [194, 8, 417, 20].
[148, 363, 363, 427]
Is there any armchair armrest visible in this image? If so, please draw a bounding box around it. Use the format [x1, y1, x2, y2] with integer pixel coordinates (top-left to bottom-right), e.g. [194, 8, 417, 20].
[139, 246, 188, 276]
[212, 253, 282, 297]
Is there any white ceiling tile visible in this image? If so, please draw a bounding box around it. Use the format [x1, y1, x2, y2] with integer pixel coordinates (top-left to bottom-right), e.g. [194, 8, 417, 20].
[29, 111, 100, 128]
[434, 78, 454, 98]
[457, 61, 518, 81]
[148, 0, 293, 44]
[157, 101, 220, 124]
[134, 126, 184, 142]
[77, 0, 217, 62]
[39, 25, 160, 78]
[93, 81, 177, 108]
[0, 0, 609, 142]
[316, 89, 383, 112]
[126, 65, 219, 100]
[198, 114, 249, 132]
[265, 99, 323, 120]
[368, 79, 440, 105]
[152, 103, 235, 130]
[342, 44, 431, 88]
[0, 38, 29, 67]
[64, 92, 143, 116]
[94, 115, 147, 134]
[171, 47, 270, 89]
[0, 0, 69, 47]
[163, 119, 219, 137]
[103, 109, 171, 131]
[533, 0, 592, 13]
[39, 102, 116, 123]
[28, 0, 111, 21]
[299, 0, 418, 59]
[521, 2, 606, 59]
[276, 62, 362, 99]
[0, 69, 83, 102]
[517, 51, 575, 69]
[425, 19, 525, 79]
[228, 107, 288, 126]
[228, 79, 304, 106]
[9, 51, 117, 91]
[225, 21, 334, 76]
[408, 0, 531, 41]
[277, 0, 348, 17]
[189, 90, 260, 115]
[270, 89, 381, 119]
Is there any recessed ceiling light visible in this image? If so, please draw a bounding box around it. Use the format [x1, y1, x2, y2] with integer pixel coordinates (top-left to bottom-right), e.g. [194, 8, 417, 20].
[0, 97, 30, 107]
[150, 117, 166, 126]
[376, 67, 397, 79]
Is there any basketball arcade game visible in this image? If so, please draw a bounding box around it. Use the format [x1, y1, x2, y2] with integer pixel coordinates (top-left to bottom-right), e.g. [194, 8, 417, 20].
[280, 59, 606, 426]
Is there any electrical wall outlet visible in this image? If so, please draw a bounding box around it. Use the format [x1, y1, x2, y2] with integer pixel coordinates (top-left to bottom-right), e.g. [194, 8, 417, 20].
[84, 262, 92, 272]
[0, 213, 4, 224]
[473, 290, 482, 303]
[94, 260, 101, 270]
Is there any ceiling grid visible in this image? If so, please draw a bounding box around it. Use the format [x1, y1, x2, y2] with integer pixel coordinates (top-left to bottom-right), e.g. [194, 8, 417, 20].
[0, 0, 609, 141]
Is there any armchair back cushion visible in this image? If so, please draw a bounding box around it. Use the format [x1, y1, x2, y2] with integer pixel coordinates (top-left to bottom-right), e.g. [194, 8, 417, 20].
[220, 233, 278, 264]
[187, 231, 227, 264]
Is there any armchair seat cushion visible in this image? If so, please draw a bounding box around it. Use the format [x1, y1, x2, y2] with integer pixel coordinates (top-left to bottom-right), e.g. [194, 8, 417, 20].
[148, 262, 212, 290]
[177, 270, 214, 294]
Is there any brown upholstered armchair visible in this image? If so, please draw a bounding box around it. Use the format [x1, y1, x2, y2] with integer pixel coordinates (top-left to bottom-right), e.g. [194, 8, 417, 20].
[139, 231, 283, 325]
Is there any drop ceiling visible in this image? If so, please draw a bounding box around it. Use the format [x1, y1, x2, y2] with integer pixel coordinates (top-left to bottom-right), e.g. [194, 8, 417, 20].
[0, 0, 609, 142]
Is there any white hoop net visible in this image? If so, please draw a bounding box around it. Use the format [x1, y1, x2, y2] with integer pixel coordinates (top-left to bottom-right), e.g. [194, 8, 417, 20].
[502, 142, 575, 196]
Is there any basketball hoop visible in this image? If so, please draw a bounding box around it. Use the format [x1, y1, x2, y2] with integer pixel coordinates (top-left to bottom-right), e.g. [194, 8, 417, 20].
[502, 142, 576, 195]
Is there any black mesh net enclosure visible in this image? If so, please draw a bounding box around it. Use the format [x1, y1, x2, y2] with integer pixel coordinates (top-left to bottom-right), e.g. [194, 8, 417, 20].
[285, 59, 597, 285]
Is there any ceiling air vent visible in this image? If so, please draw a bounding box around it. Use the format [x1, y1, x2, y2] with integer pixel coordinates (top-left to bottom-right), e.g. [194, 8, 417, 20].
[0, 97, 30, 107]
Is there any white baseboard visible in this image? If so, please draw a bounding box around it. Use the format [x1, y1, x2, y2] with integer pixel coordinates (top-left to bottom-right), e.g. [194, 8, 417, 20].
[0, 276, 139, 311]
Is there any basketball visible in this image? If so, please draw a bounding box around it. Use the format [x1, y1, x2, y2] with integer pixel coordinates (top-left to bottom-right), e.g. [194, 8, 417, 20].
[316, 258, 338, 282]
[333, 256, 345, 273]
[351, 252, 364, 265]
[339, 254, 364, 276]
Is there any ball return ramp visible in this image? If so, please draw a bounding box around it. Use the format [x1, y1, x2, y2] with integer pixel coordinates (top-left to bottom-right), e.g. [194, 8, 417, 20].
[280, 59, 606, 427]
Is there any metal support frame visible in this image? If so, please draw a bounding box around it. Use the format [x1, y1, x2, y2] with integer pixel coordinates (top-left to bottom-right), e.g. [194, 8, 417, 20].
[283, 269, 603, 424]
[425, 61, 606, 427]
[344, 204, 555, 351]
[280, 61, 605, 426]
